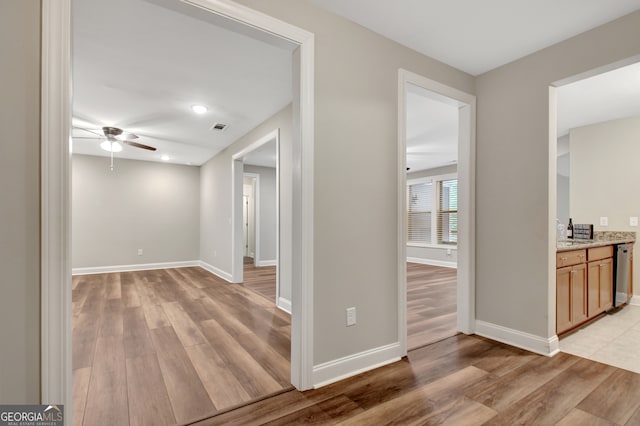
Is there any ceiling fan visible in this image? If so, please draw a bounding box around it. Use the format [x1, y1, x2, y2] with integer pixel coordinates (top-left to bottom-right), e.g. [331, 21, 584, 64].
[73, 126, 157, 171]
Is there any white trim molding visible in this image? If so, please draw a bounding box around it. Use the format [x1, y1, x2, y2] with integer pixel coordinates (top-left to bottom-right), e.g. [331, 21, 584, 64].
[630, 295, 640, 306]
[199, 261, 234, 283]
[257, 259, 278, 267]
[406, 257, 457, 269]
[475, 320, 560, 357]
[312, 343, 402, 388]
[278, 297, 292, 314]
[72, 261, 201, 276]
[41, 0, 72, 413]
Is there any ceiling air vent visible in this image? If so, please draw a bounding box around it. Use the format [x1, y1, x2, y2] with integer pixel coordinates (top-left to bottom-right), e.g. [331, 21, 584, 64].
[210, 122, 228, 132]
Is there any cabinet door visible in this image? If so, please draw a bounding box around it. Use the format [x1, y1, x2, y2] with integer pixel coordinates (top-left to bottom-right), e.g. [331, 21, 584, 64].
[588, 258, 613, 316]
[557, 266, 572, 334]
[571, 263, 588, 325]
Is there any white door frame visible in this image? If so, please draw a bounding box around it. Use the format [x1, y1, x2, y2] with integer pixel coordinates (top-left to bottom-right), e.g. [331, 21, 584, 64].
[397, 69, 476, 355]
[242, 175, 258, 260]
[231, 130, 280, 300]
[41, 0, 315, 417]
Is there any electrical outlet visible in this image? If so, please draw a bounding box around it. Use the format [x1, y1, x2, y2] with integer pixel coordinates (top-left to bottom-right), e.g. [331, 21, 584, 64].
[631, 217, 638, 227]
[346, 307, 356, 327]
[446, 248, 452, 256]
[214, 250, 217, 257]
[137, 248, 143, 256]
[600, 217, 608, 226]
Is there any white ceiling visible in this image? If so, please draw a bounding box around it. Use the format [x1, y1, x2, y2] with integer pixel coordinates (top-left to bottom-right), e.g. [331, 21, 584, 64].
[72, 0, 293, 166]
[309, 0, 640, 76]
[406, 84, 458, 173]
[557, 61, 640, 138]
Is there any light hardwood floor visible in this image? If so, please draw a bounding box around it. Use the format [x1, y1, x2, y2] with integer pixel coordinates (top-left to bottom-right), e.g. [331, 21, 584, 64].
[72, 265, 290, 426]
[407, 262, 458, 350]
[194, 334, 640, 425]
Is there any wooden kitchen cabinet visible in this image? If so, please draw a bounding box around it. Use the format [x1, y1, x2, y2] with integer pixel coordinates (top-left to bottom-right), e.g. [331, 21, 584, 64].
[587, 246, 613, 317]
[556, 261, 587, 335]
[556, 245, 619, 335]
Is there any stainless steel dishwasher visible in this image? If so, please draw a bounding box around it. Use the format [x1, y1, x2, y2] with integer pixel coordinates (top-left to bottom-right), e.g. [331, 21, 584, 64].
[613, 243, 632, 308]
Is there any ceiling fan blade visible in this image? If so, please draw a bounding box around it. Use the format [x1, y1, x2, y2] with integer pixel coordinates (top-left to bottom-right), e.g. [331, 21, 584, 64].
[124, 140, 157, 151]
[72, 126, 104, 137]
[115, 132, 139, 141]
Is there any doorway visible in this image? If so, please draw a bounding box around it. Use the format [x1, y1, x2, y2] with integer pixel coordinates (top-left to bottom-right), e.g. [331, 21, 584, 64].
[232, 130, 286, 312]
[243, 175, 257, 262]
[41, 0, 316, 417]
[550, 58, 640, 374]
[397, 69, 476, 354]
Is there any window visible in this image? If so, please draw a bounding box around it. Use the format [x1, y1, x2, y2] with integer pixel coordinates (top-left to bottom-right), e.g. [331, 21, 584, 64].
[407, 182, 432, 244]
[438, 179, 458, 244]
[407, 176, 457, 246]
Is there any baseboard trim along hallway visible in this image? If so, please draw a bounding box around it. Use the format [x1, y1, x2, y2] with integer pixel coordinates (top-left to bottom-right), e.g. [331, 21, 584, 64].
[312, 342, 402, 388]
[71, 260, 200, 275]
[475, 320, 560, 356]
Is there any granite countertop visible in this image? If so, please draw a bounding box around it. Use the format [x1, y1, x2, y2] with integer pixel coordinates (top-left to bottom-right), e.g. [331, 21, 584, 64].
[557, 231, 636, 252]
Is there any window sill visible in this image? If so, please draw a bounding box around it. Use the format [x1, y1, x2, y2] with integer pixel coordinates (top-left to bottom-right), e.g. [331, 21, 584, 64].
[407, 243, 458, 250]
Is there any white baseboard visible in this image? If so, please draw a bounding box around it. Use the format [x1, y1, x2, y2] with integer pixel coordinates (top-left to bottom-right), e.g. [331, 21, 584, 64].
[630, 295, 640, 306]
[199, 261, 233, 283]
[407, 257, 457, 269]
[475, 320, 560, 357]
[256, 259, 278, 267]
[277, 296, 292, 314]
[72, 260, 200, 276]
[313, 342, 402, 388]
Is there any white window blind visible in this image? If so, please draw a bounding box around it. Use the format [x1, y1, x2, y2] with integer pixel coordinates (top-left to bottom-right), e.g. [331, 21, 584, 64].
[438, 179, 458, 244]
[407, 182, 432, 244]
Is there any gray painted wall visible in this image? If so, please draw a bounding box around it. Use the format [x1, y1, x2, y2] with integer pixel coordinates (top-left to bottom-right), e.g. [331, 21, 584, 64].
[570, 115, 640, 295]
[72, 155, 200, 269]
[0, 0, 41, 403]
[235, 0, 475, 365]
[476, 11, 640, 338]
[201, 104, 292, 301]
[244, 165, 278, 263]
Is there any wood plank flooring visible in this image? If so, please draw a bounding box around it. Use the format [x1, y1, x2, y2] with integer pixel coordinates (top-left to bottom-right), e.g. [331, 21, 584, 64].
[72, 266, 290, 426]
[407, 262, 458, 349]
[242, 264, 278, 302]
[193, 334, 640, 425]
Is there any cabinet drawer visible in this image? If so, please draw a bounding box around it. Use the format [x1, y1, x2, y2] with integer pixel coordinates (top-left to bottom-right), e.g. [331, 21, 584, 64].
[588, 245, 613, 262]
[557, 249, 586, 267]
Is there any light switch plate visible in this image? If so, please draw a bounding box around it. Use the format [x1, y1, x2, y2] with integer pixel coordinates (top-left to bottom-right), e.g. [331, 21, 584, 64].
[631, 217, 638, 227]
[600, 217, 609, 226]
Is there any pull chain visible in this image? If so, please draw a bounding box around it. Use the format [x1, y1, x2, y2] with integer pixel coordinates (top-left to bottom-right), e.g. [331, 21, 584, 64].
[110, 143, 114, 171]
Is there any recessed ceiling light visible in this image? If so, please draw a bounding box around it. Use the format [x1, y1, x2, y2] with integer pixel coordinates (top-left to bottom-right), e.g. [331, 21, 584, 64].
[191, 105, 208, 114]
[161, 155, 170, 161]
[100, 140, 122, 153]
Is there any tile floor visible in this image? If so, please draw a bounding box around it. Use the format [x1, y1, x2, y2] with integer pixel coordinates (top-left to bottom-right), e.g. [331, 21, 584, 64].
[560, 304, 640, 374]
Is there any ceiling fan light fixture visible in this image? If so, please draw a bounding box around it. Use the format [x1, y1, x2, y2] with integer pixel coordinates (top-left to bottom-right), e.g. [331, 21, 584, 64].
[191, 105, 208, 114]
[100, 140, 123, 153]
